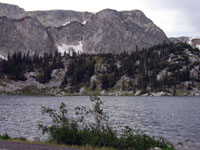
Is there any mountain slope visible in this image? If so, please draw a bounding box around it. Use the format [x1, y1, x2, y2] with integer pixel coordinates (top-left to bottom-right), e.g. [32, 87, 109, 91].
[27, 10, 92, 27]
[0, 2, 26, 19]
[0, 16, 56, 56]
[169, 37, 200, 49]
[48, 21, 85, 54]
[83, 9, 168, 53]
[0, 2, 168, 56]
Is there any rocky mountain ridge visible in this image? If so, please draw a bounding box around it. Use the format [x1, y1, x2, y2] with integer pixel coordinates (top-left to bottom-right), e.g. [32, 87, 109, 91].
[27, 10, 93, 27]
[0, 16, 56, 56]
[0, 2, 168, 57]
[0, 2, 26, 19]
[169, 36, 200, 49]
[82, 9, 168, 53]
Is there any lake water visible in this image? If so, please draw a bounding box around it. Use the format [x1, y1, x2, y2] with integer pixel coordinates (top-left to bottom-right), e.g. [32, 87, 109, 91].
[0, 96, 199, 150]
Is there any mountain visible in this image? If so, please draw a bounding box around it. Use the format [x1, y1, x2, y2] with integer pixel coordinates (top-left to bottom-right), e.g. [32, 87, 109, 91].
[0, 3, 199, 96]
[48, 21, 85, 54]
[0, 3, 56, 57]
[169, 36, 189, 43]
[82, 9, 168, 53]
[0, 2, 26, 19]
[0, 16, 56, 57]
[0, 2, 168, 57]
[169, 37, 200, 49]
[27, 10, 92, 27]
[47, 9, 169, 54]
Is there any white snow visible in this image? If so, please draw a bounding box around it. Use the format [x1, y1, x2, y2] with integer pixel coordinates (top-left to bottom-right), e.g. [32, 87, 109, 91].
[187, 37, 200, 50]
[188, 37, 193, 45]
[63, 20, 87, 26]
[57, 41, 83, 56]
[82, 20, 87, 24]
[0, 55, 8, 61]
[62, 21, 71, 26]
[196, 45, 200, 49]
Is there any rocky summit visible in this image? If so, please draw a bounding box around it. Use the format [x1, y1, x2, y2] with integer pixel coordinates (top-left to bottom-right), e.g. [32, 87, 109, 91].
[0, 2, 168, 57]
[0, 2, 26, 19]
[27, 10, 93, 27]
[83, 9, 168, 53]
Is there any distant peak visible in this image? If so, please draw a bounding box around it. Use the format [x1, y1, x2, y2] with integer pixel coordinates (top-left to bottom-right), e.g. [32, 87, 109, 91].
[0, 2, 25, 11]
[97, 9, 118, 15]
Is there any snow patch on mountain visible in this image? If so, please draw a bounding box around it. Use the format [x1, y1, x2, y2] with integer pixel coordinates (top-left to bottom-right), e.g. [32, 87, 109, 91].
[188, 37, 192, 45]
[196, 45, 200, 49]
[82, 20, 87, 24]
[187, 37, 200, 50]
[0, 55, 7, 61]
[57, 41, 83, 56]
[62, 21, 71, 26]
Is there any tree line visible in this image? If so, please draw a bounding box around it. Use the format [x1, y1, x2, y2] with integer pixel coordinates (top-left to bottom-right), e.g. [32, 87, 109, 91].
[0, 42, 199, 93]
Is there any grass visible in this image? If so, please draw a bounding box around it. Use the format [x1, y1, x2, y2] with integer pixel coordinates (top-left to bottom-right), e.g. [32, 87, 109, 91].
[16, 86, 47, 95]
[0, 133, 27, 141]
[94, 56, 107, 64]
[0, 133, 10, 140]
[176, 88, 191, 96]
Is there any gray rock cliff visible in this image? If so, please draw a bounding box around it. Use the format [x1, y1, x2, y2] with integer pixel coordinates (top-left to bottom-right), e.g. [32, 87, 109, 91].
[83, 9, 168, 53]
[0, 2, 26, 19]
[0, 16, 56, 57]
[48, 9, 168, 54]
[27, 10, 92, 27]
[0, 3, 169, 56]
[48, 21, 84, 46]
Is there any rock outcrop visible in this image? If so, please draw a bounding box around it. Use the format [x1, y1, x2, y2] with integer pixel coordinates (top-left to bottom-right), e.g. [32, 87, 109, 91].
[48, 9, 168, 54]
[0, 2, 26, 19]
[48, 21, 84, 54]
[0, 16, 56, 57]
[83, 9, 168, 53]
[169, 36, 200, 49]
[27, 10, 92, 27]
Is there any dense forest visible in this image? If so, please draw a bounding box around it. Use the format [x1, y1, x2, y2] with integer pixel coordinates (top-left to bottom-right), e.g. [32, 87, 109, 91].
[0, 42, 200, 96]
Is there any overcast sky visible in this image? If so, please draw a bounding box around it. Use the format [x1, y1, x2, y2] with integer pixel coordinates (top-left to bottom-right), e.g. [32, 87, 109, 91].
[0, 0, 199, 37]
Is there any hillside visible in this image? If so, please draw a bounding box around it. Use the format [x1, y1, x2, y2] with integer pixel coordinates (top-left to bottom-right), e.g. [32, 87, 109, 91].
[0, 2, 168, 57]
[0, 42, 199, 96]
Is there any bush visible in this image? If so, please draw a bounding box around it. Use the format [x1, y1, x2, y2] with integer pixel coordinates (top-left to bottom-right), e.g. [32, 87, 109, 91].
[0, 133, 10, 140]
[0, 133, 27, 141]
[39, 96, 175, 150]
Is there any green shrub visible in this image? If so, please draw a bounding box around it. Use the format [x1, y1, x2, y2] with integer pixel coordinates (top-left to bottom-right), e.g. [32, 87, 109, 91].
[17, 137, 27, 141]
[39, 96, 175, 150]
[0, 133, 10, 140]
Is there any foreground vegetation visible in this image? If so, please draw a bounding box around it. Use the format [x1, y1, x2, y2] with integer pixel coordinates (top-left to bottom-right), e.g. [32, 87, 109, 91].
[38, 96, 175, 150]
[0, 133, 26, 141]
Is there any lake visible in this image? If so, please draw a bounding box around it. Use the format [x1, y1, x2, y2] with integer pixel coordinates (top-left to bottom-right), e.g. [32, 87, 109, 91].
[0, 96, 199, 150]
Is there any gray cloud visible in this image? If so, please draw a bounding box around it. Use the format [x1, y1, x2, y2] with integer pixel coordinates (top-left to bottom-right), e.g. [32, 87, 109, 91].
[146, 0, 200, 37]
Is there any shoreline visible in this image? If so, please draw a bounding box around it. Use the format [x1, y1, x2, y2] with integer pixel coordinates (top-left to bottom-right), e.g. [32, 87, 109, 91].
[0, 92, 200, 97]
